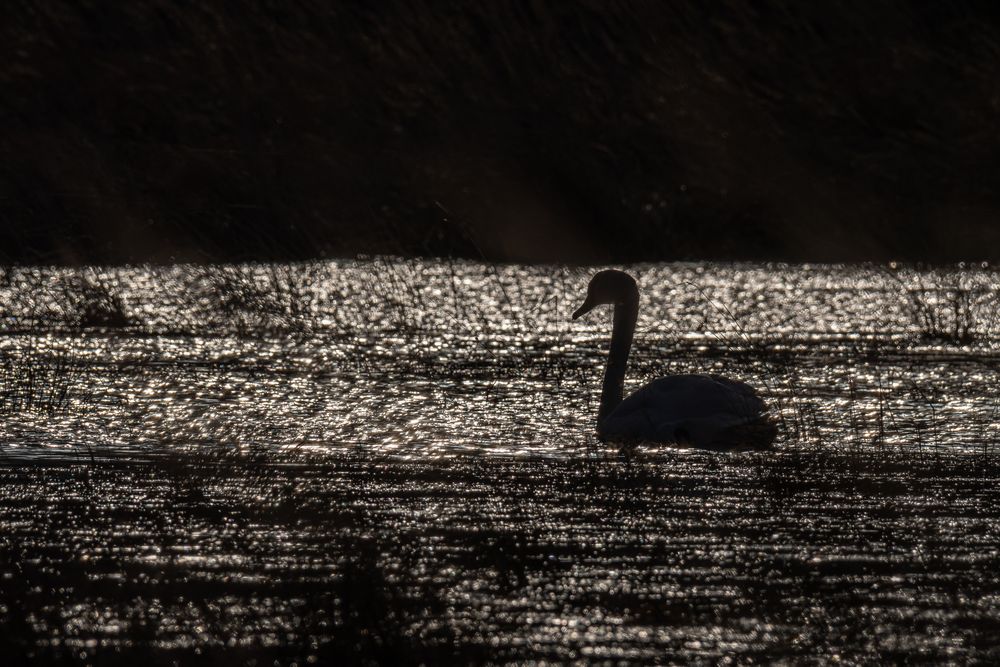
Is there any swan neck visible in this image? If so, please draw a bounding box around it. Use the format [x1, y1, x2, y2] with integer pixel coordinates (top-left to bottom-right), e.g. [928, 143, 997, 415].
[599, 297, 637, 423]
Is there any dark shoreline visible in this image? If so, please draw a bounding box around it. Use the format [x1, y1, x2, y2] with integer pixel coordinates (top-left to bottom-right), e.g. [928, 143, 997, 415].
[5, 3, 1000, 265]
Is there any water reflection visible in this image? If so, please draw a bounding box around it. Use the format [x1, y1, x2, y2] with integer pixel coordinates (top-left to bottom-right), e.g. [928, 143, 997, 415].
[3, 454, 998, 662]
[0, 261, 998, 458]
[1, 261, 1000, 661]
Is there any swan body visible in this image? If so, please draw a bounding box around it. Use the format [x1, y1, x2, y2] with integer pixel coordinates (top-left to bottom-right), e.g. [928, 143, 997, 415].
[573, 270, 774, 450]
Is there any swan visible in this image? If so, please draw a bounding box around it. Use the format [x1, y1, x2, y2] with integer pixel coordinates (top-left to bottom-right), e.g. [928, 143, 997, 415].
[573, 269, 776, 450]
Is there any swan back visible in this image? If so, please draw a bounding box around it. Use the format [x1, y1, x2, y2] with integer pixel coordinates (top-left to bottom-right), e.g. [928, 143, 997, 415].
[599, 374, 772, 449]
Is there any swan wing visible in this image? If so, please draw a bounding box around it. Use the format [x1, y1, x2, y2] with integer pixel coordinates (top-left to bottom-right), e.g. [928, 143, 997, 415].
[599, 374, 771, 448]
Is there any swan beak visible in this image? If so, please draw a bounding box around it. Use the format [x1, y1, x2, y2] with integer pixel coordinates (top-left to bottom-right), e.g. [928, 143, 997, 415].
[572, 297, 596, 320]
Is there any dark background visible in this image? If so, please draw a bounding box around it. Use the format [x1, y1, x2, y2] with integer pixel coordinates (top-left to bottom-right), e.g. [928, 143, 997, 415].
[3, 2, 1000, 265]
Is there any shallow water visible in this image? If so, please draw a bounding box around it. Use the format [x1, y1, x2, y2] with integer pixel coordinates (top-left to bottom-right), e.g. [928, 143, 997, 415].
[1, 260, 1000, 662]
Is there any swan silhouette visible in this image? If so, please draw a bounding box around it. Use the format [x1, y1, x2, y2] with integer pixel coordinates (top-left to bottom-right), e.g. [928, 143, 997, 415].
[573, 270, 776, 450]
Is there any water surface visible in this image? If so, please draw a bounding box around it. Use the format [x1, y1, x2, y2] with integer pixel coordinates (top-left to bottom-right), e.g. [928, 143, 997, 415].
[1, 261, 999, 663]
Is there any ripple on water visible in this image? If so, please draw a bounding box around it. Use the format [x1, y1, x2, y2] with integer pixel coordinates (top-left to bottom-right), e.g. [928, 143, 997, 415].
[0, 261, 998, 458]
[1, 261, 1000, 662]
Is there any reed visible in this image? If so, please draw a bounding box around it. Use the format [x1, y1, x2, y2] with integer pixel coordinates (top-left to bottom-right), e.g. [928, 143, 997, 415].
[59, 270, 134, 329]
[205, 262, 318, 335]
[884, 263, 1000, 345]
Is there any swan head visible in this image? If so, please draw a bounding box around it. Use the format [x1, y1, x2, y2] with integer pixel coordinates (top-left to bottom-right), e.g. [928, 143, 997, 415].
[572, 270, 639, 319]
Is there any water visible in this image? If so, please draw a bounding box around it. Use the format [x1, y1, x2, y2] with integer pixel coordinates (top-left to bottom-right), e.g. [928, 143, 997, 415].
[1, 260, 1000, 662]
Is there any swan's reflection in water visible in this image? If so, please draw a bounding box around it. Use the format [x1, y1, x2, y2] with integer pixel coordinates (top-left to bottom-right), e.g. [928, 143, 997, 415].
[0, 260, 999, 661]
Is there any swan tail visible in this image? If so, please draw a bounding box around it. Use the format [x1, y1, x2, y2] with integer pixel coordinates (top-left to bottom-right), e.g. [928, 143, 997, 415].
[711, 415, 778, 451]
